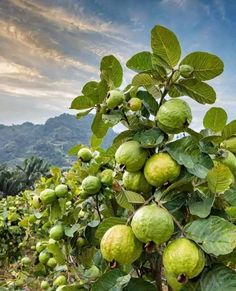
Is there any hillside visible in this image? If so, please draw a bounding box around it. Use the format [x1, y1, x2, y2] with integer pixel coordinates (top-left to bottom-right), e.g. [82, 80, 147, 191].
[0, 114, 115, 167]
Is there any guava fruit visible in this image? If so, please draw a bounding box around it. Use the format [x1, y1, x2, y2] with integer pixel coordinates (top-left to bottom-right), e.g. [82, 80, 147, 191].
[144, 153, 181, 187]
[156, 99, 192, 134]
[100, 169, 114, 186]
[39, 251, 51, 264]
[79, 190, 89, 200]
[32, 195, 41, 208]
[84, 265, 100, 279]
[77, 147, 93, 162]
[76, 237, 87, 247]
[53, 275, 67, 286]
[36, 241, 47, 253]
[163, 238, 205, 280]
[131, 204, 174, 245]
[81, 176, 101, 195]
[21, 256, 31, 265]
[122, 171, 152, 193]
[115, 140, 148, 172]
[217, 149, 236, 174]
[179, 64, 194, 78]
[41, 280, 50, 290]
[221, 137, 236, 153]
[100, 224, 142, 265]
[128, 97, 142, 111]
[49, 224, 64, 240]
[106, 89, 125, 109]
[55, 184, 68, 198]
[165, 271, 184, 291]
[40, 189, 57, 205]
[47, 257, 57, 268]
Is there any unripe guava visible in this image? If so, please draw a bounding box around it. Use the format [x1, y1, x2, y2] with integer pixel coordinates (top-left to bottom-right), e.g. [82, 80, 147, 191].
[79, 190, 89, 200]
[163, 238, 205, 280]
[55, 184, 68, 198]
[39, 251, 51, 264]
[36, 241, 47, 253]
[47, 257, 57, 268]
[122, 171, 152, 193]
[106, 90, 125, 109]
[100, 169, 113, 186]
[131, 204, 174, 245]
[179, 64, 194, 78]
[171, 71, 181, 83]
[221, 137, 236, 153]
[144, 153, 181, 187]
[41, 280, 50, 290]
[115, 141, 148, 172]
[21, 256, 31, 265]
[77, 148, 93, 162]
[85, 265, 100, 279]
[40, 189, 57, 205]
[100, 225, 142, 265]
[53, 275, 67, 286]
[165, 271, 184, 291]
[76, 237, 87, 248]
[156, 99, 192, 134]
[217, 149, 236, 174]
[49, 224, 64, 240]
[128, 98, 142, 111]
[32, 195, 41, 208]
[81, 176, 101, 195]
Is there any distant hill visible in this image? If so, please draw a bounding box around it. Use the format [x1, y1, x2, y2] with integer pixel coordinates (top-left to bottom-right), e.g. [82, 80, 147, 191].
[0, 114, 116, 167]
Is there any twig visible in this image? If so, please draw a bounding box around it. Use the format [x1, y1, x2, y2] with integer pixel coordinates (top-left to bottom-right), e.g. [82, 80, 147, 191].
[95, 195, 102, 222]
[159, 70, 177, 106]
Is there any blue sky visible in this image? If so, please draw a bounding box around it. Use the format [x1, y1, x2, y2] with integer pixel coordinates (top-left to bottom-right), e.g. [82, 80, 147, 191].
[0, 0, 236, 130]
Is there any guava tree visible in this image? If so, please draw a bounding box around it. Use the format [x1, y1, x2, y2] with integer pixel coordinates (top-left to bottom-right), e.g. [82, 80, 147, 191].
[3, 25, 236, 291]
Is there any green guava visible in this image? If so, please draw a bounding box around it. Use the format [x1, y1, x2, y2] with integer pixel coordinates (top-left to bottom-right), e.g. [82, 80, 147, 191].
[156, 99, 192, 134]
[131, 204, 174, 245]
[179, 64, 194, 78]
[122, 171, 152, 193]
[115, 140, 148, 172]
[100, 169, 114, 186]
[100, 224, 142, 265]
[55, 184, 68, 198]
[49, 224, 64, 240]
[36, 241, 47, 253]
[171, 71, 181, 83]
[221, 137, 236, 153]
[76, 237, 87, 248]
[77, 148, 93, 162]
[106, 90, 125, 109]
[53, 275, 67, 286]
[40, 189, 57, 205]
[21, 256, 31, 265]
[165, 271, 184, 291]
[41, 280, 50, 290]
[47, 257, 57, 268]
[32, 195, 41, 209]
[81, 176, 101, 195]
[144, 153, 181, 187]
[163, 238, 205, 280]
[39, 251, 51, 264]
[79, 190, 89, 200]
[128, 97, 142, 111]
[84, 265, 100, 279]
[217, 149, 236, 174]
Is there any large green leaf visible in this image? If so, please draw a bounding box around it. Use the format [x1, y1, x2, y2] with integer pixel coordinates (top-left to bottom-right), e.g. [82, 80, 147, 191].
[124, 278, 156, 291]
[188, 196, 215, 218]
[95, 217, 126, 240]
[180, 52, 224, 81]
[151, 25, 181, 67]
[165, 136, 214, 179]
[132, 73, 161, 96]
[92, 112, 110, 138]
[126, 51, 153, 72]
[102, 112, 123, 127]
[185, 216, 236, 256]
[200, 265, 236, 291]
[124, 190, 145, 204]
[47, 243, 66, 265]
[137, 90, 159, 115]
[222, 120, 236, 139]
[100, 55, 123, 88]
[133, 128, 165, 148]
[82, 81, 99, 100]
[115, 191, 134, 211]
[203, 107, 227, 132]
[70, 95, 96, 110]
[169, 79, 216, 104]
[224, 186, 236, 206]
[91, 269, 126, 291]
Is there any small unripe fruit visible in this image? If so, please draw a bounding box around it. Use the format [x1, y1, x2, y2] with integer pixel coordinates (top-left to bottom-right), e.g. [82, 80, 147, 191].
[53, 275, 67, 286]
[76, 237, 87, 247]
[79, 190, 89, 200]
[36, 241, 47, 253]
[106, 90, 125, 109]
[39, 251, 51, 264]
[179, 64, 194, 78]
[40, 189, 57, 205]
[100, 169, 113, 186]
[49, 224, 64, 240]
[81, 176, 101, 195]
[47, 257, 57, 268]
[77, 147, 93, 162]
[41, 280, 50, 290]
[21, 256, 31, 265]
[55, 184, 68, 198]
[32, 195, 41, 208]
[128, 98, 142, 111]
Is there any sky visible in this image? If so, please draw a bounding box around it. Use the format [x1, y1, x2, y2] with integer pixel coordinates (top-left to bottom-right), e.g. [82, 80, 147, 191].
[0, 0, 236, 130]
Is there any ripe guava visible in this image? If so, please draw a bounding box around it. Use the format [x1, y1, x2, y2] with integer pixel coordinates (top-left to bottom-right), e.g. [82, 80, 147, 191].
[77, 148, 93, 162]
[41, 280, 50, 290]
[122, 171, 152, 193]
[49, 224, 64, 240]
[217, 149, 236, 174]
[81, 176, 101, 195]
[128, 98, 142, 111]
[156, 99, 192, 133]
[115, 140, 148, 172]
[106, 90, 125, 109]
[163, 238, 205, 280]
[144, 153, 181, 187]
[179, 64, 194, 78]
[131, 204, 174, 245]
[55, 184, 68, 198]
[221, 137, 236, 153]
[53, 275, 67, 286]
[40, 189, 57, 205]
[100, 169, 113, 186]
[39, 251, 51, 264]
[47, 257, 57, 268]
[100, 225, 142, 265]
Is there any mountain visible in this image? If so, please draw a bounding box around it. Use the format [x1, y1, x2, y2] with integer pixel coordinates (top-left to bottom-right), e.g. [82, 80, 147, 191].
[0, 114, 116, 167]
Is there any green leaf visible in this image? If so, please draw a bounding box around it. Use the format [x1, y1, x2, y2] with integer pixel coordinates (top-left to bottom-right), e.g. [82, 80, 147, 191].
[151, 25, 181, 67]
[169, 79, 216, 104]
[67, 144, 84, 156]
[47, 243, 66, 265]
[102, 112, 123, 126]
[200, 265, 236, 291]
[92, 112, 110, 138]
[185, 216, 236, 256]
[126, 51, 153, 72]
[124, 278, 156, 291]
[100, 55, 123, 88]
[64, 223, 80, 237]
[95, 217, 126, 240]
[137, 91, 159, 115]
[91, 269, 126, 291]
[82, 81, 99, 103]
[132, 73, 160, 91]
[98, 79, 109, 103]
[203, 107, 227, 132]
[70, 95, 96, 110]
[115, 191, 134, 211]
[207, 162, 234, 193]
[76, 109, 93, 120]
[180, 51, 224, 81]
[124, 190, 145, 204]
[188, 196, 215, 218]
[90, 134, 103, 149]
[165, 136, 214, 179]
[133, 128, 165, 148]
[224, 186, 236, 206]
[222, 120, 236, 139]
